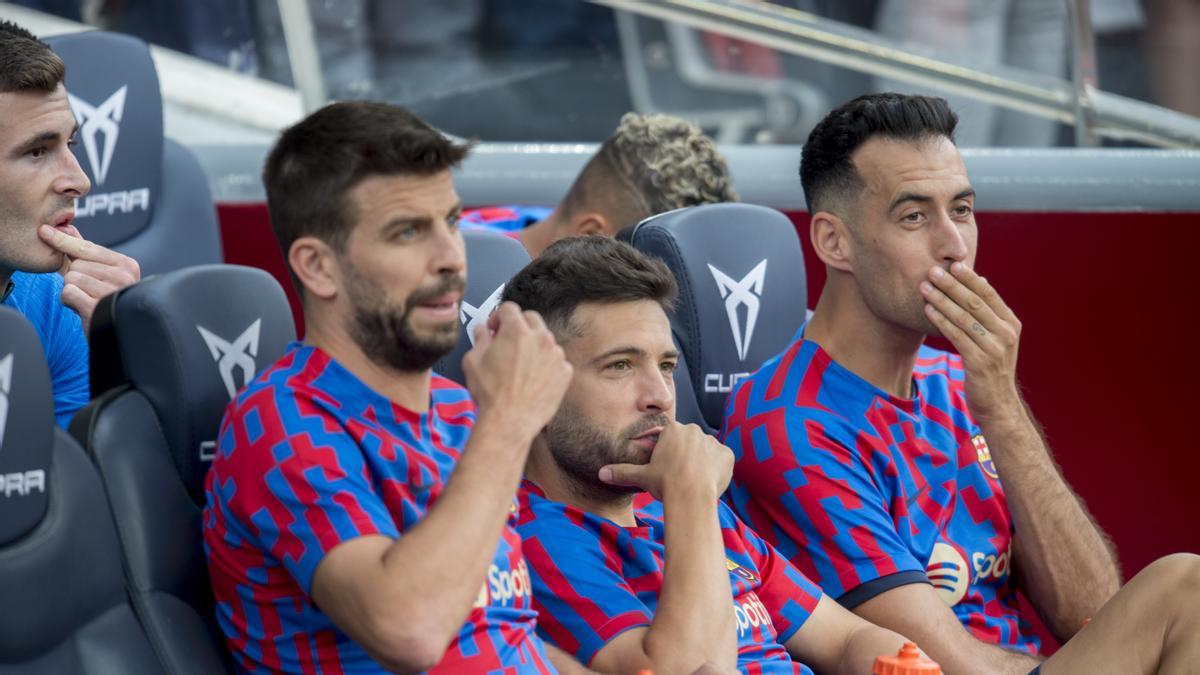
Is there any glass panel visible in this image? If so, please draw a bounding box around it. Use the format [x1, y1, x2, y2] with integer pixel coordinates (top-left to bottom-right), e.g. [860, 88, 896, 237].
[8, 0, 1198, 147]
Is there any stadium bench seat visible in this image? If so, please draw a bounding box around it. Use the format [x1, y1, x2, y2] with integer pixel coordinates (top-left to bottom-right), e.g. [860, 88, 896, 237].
[434, 229, 532, 386]
[625, 203, 808, 434]
[0, 306, 162, 673]
[46, 30, 223, 276]
[68, 265, 296, 674]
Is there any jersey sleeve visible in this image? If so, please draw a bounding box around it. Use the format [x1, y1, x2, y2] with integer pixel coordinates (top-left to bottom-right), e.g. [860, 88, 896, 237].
[518, 508, 653, 666]
[724, 402, 927, 608]
[209, 384, 400, 594]
[725, 506, 823, 644]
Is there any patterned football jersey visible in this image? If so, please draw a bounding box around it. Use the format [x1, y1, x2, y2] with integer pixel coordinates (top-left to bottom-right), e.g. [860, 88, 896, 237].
[721, 331, 1038, 654]
[202, 342, 556, 674]
[517, 480, 823, 673]
[462, 205, 552, 234]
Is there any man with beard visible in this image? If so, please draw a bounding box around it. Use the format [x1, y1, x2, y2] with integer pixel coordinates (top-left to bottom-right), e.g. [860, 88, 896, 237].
[722, 92, 1200, 674]
[201, 101, 584, 674]
[504, 236, 916, 675]
[0, 20, 141, 426]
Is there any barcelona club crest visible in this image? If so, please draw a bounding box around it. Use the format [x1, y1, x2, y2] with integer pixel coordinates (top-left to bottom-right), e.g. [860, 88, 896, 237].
[973, 435, 999, 479]
[726, 558, 758, 583]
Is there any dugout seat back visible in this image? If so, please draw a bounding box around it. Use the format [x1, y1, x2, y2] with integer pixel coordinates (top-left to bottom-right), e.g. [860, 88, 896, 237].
[46, 30, 222, 276]
[0, 306, 162, 673]
[626, 203, 807, 434]
[434, 229, 531, 385]
[69, 265, 296, 674]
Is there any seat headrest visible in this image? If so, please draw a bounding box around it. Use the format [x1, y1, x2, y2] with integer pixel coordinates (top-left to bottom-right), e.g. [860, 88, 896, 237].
[435, 230, 532, 385]
[45, 31, 163, 248]
[0, 307, 53, 545]
[98, 265, 295, 502]
[628, 203, 807, 431]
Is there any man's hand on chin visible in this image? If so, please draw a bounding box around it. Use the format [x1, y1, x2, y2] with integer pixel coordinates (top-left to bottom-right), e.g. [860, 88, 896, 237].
[40, 223, 141, 335]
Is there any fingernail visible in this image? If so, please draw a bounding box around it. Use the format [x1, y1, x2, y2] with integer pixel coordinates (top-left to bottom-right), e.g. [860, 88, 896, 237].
[930, 266, 945, 280]
[950, 262, 964, 274]
[598, 467, 612, 482]
[920, 281, 933, 295]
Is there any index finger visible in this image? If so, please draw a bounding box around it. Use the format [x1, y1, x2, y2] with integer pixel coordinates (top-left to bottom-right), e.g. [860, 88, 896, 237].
[40, 225, 123, 265]
[948, 262, 1017, 324]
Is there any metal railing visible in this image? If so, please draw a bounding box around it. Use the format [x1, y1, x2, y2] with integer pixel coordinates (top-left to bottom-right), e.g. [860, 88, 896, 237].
[592, 0, 1200, 149]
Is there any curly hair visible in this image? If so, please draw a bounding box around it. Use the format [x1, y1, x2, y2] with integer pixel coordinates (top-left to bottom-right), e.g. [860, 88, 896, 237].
[561, 113, 737, 228]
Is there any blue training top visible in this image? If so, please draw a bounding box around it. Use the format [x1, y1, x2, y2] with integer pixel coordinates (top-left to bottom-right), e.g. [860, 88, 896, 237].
[2, 271, 89, 428]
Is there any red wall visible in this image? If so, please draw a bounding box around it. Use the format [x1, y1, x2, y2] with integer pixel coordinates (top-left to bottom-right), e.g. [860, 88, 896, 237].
[220, 203, 1199, 579]
[788, 209, 1200, 580]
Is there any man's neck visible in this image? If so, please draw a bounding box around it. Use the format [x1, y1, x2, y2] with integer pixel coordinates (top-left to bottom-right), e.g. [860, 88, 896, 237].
[0, 263, 14, 292]
[804, 283, 925, 400]
[303, 313, 432, 412]
[525, 444, 637, 527]
[518, 210, 560, 259]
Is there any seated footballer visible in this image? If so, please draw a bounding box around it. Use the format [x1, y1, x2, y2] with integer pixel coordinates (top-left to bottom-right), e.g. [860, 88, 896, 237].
[502, 235, 917, 675]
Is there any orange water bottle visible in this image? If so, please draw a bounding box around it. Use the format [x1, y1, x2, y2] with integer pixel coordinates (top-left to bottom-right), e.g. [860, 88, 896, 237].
[873, 642, 941, 674]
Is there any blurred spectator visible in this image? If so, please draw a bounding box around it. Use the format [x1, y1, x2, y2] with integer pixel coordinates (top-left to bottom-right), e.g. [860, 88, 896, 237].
[1145, 0, 1200, 117]
[874, 0, 1069, 146]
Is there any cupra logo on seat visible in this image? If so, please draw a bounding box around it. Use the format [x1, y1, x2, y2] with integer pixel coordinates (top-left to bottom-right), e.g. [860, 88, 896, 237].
[0, 353, 11, 449]
[460, 284, 505, 346]
[197, 319, 262, 400]
[67, 86, 127, 186]
[707, 260, 767, 361]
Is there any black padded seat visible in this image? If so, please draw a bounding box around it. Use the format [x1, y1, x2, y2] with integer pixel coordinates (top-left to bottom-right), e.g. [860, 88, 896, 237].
[69, 264, 296, 674]
[0, 306, 162, 674]
[45, 30, 222, 276]
[625, 203, 808, 433]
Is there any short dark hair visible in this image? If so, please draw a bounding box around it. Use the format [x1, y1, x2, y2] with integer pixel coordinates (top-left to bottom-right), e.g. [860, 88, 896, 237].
[799, 93, 958, 214]
[263, 101, 471, 262]
[559, 113, 738, 230]
[0, 20, 66, 94]
[501, 236, 678, 340]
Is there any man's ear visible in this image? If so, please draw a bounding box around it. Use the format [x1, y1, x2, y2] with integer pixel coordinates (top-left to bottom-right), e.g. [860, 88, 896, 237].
[289, 236, 340, 300]
[809, 211, 855, 274]
[571, 213, 611, 237]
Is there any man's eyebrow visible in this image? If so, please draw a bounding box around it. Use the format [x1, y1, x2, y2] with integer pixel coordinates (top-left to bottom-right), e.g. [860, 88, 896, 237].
[888, 192, 933, 213]
[590, 346, 647, 365]
[12, 130, 61, 155]
[888, 187, 976, 213]
[380, 215, 430, 233]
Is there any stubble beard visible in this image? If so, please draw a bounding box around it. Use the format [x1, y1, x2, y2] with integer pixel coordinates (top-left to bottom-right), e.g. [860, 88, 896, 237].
[345, 267, 465, 373]
[545, 404, 670, 499]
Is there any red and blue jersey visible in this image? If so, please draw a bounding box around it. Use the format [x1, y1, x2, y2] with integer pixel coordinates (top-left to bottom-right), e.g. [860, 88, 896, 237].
[721, 332, 1038, 655]
[462, 205, 552, 236]
[516, 480, 823, 673]
[201, 342, 555, 674]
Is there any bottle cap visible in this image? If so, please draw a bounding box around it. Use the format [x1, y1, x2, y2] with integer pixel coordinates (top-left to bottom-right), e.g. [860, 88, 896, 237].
[873, 642, 941, 674]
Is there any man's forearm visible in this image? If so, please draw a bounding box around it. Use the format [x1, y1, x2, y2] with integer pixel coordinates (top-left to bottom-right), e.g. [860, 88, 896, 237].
[375, 411, 535, 640]
[837, 622, 909, 675]
[982, 404, 1120, 638]
[648, 491, 738, 673]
